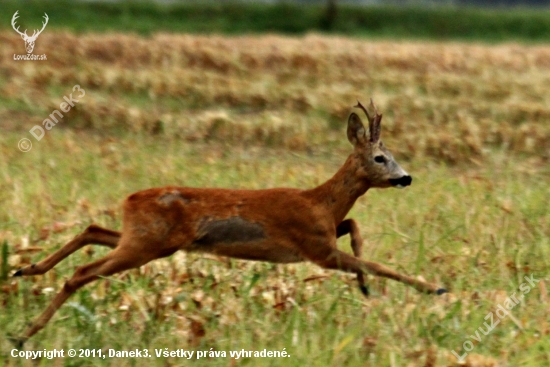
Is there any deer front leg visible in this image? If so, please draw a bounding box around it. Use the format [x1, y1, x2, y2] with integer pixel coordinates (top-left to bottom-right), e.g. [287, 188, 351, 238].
[336, 219, 368, 296]
[307, 247, 447, 295]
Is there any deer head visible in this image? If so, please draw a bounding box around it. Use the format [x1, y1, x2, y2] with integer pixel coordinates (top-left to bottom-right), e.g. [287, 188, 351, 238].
[11, 11, 49, 54]
[347, 99, 412, 189]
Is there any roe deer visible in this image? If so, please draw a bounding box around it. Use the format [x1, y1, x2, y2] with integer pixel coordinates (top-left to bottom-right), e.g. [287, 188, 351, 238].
[11, 99, 447, 346]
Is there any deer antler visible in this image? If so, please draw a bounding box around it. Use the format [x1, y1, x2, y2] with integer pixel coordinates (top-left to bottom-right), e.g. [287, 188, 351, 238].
[11, 11, 28, 38]
[354, 98, 382, 142]
[354, 99, 373, 124]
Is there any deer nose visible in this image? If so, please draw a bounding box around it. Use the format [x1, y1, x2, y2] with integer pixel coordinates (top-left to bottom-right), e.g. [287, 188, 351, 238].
[389, 175, 412, 188]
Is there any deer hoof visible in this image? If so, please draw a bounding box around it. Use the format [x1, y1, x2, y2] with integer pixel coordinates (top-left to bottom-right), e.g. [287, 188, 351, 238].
[436, 288, 448, 295]
[359, 285, 369, 297]
[13, 269, 23, 277]
[7, 334, 26, 348]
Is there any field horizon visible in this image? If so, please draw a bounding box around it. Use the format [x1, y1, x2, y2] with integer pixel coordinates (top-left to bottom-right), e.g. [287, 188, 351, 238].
[4, 1, 550, 43]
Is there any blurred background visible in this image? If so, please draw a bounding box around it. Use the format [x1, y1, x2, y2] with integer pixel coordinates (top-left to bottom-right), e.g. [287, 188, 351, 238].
[1, 1, 549, 366]
[3, 0, 550, 40]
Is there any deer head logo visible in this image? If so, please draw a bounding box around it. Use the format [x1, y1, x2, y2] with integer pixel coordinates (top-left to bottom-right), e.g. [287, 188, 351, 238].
[11, 11, 49, 54]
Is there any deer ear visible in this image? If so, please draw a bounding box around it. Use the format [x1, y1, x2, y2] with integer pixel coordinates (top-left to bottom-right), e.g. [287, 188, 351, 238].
[347, 113, 366, 146]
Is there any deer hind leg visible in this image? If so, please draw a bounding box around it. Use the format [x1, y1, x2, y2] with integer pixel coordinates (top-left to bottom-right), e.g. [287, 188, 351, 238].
[336, 219, 368, 296]
[308, 248, 447, 295]
[13, 225, 121, 277]
[14, 245, 152, 346]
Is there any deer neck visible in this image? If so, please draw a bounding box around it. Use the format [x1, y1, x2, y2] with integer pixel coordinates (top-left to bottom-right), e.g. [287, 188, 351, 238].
[306, 155, 370, 225]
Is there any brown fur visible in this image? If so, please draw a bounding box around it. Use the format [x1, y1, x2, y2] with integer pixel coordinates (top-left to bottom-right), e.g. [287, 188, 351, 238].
[12, 101, 445, 346]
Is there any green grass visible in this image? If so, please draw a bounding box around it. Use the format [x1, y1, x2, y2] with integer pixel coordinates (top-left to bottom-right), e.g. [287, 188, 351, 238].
[3, 0, 550, 42]
[0, 130, 549, 366]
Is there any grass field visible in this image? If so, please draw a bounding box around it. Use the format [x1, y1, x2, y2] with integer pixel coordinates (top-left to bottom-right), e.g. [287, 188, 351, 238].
[1, 31, 550, 366]
[4, 1, 550, 42]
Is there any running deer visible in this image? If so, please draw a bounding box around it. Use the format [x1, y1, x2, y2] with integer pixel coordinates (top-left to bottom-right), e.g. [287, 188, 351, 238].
[11, 100, 447, 346]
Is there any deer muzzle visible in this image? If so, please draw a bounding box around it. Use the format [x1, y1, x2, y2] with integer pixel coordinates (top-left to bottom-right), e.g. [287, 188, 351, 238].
[389, 175, 412, 189]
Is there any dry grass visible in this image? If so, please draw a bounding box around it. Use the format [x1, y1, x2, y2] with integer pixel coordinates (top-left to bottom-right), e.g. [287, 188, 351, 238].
[1, 32, 550, 162]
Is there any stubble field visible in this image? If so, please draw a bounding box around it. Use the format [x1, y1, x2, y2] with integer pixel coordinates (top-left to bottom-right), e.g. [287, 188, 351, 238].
[0, 32, 549, 366]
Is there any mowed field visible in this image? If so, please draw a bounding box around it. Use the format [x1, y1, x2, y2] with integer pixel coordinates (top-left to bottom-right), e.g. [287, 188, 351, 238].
[0, 32, 549, 366]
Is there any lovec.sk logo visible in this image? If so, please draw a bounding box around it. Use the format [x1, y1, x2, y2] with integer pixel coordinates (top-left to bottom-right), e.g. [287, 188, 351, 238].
[11, 11, 48, 61]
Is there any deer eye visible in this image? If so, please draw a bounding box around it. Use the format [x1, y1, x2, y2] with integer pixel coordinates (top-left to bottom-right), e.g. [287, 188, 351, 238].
[374, 155, 385, 164]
